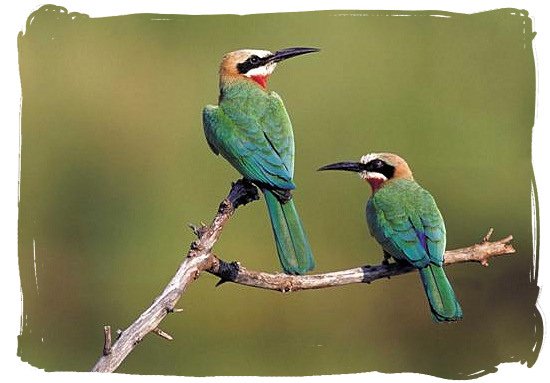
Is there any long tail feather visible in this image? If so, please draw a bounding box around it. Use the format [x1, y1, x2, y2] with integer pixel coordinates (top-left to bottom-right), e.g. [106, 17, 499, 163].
[418, 264, 463, 322]
[263, 189, 315, 275]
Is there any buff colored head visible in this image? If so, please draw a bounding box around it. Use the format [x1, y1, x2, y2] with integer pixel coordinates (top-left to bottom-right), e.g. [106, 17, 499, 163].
[218, 47, 320, 89]
[318, 152, 414, 191]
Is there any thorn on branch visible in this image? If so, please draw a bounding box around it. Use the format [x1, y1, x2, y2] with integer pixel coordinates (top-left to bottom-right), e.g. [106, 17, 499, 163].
[188, 222, 209, 238]
[280, 280, 293, 293]
[482, 228, 494, 243]
[497, 235, 514, 246]
[167, 307, 184, 314]
[188, 223, 199, 235]
[190, 239, 203, 251]
[102, 326, 112, 356]
[152, 327, 173, 341]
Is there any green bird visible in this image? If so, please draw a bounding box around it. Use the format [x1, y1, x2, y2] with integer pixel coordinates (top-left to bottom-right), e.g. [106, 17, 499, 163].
[202, 47, 319, 275]
[319, 153, 462, 321]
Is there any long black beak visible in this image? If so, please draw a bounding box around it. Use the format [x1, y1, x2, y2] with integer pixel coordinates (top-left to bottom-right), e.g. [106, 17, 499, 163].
[317, 161, 367, 173]
[268, 47, 320, 63]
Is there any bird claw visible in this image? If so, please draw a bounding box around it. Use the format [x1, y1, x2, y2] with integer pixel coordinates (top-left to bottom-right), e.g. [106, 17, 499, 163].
[381, 251, 392, 266]
[227, 179, 260, 209]
[215, 259, 241, 286]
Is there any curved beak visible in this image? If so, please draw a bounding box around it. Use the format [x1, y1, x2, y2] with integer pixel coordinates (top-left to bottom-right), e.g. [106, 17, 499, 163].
[317, 161, 367, 173]
[268, 47, 320, 63]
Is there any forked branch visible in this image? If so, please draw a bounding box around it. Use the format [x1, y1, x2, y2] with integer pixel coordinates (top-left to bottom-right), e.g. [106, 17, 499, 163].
[91, 180, 515, 373]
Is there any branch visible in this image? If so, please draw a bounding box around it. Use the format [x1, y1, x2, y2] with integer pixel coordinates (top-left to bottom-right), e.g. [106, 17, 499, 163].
[91, 179, 259, 372]
[91, 180, 515, 373]
[207, 229, 515, 292]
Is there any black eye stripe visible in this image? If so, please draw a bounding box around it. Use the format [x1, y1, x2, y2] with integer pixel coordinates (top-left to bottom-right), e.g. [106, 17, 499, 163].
[236, 55, 268, 74]
[365, 159, 395, 179]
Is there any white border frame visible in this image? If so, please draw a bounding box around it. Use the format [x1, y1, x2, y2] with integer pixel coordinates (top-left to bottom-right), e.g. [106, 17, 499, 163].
[1, 2, 547, 382]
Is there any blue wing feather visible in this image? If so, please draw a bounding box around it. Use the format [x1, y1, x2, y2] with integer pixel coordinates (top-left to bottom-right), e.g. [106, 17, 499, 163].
[203, 104, 295, 190]
[367, 179, 446, 268]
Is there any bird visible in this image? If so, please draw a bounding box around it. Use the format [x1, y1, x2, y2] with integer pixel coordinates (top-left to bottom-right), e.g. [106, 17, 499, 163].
[202, 47, 319, 275]
[318, 153, 463, 322]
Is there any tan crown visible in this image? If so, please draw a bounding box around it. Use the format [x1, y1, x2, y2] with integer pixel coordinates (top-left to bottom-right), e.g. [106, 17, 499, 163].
[360, 152, 414, 181]
[218, 49, 273, 84]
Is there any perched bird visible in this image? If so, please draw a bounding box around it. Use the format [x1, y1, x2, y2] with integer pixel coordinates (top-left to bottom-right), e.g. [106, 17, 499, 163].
[202, 47, 319, 275]
[319, 153, 462, 321]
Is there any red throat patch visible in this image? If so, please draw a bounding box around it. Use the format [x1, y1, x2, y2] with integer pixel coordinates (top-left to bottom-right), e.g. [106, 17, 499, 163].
[367, 177, 385, 192]
[250, 75, 268, 89]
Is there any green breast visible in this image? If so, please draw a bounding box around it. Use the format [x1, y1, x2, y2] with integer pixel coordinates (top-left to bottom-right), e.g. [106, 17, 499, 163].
[202, 80, 296, 190]
[366, 179, 446, 267]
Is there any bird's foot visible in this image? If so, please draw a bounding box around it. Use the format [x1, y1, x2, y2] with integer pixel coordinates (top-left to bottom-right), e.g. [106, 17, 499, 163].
[381, 251, 392, 266]
[227, 179, 260, 209]
[214, 259, 241, 287]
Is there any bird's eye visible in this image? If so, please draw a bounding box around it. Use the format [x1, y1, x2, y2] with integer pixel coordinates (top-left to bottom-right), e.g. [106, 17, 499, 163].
[372, 160, 384, 169]
[249, 55, 260, 64]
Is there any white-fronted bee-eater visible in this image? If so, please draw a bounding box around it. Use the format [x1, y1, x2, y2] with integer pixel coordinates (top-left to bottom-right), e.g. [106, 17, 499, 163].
[202, 47, 319, 275]
[319, 153, 463, 322]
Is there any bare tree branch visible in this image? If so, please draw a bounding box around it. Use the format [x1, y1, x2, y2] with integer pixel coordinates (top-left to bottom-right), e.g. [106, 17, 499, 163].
[102, 326, 112, 356]
[91, 180, 516, 373]
[207, 229, 515, 292]
[91, 179, 259, 373]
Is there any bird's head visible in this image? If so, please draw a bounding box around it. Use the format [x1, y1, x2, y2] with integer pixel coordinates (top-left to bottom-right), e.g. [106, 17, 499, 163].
[318, 153, 414, 191]
[218, 47, 320, 89]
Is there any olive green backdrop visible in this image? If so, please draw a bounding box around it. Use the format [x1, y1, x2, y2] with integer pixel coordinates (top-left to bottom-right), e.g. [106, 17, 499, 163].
[17, 5, 540, 378]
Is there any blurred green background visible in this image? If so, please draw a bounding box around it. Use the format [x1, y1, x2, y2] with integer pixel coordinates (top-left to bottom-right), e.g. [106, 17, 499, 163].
[17, 5, 540, 378]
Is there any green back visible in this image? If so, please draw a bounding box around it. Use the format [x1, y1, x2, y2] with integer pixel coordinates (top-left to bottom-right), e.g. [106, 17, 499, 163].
[366, 178, 446, 268]
[203, 81, 295, 190]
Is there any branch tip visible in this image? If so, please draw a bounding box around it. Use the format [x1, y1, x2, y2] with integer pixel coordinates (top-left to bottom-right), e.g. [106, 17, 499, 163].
[102, 326, 112, 356]
[188, 222, 198, 234]
[498, 235, 514, 245]
[188, 222, 209, 239]
[166, 306, 183, 314]
[482, 228, 494, 243]
[152, 327, 173, 341]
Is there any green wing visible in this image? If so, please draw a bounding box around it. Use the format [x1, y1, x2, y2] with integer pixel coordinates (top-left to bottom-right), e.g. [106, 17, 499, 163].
[203, 91, 295, 191]
[261, 92, 294, 176]
[366, 180, 446, 268]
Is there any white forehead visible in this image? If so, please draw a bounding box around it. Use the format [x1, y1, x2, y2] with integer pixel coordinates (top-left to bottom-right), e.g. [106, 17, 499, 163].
[239, 49, 273, 58]
[360, 153, 381, 164]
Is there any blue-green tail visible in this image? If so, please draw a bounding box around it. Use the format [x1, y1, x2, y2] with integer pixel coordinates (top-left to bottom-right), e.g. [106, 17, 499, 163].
[419, 264, 463, 322]
[263, 189, 315, 275]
